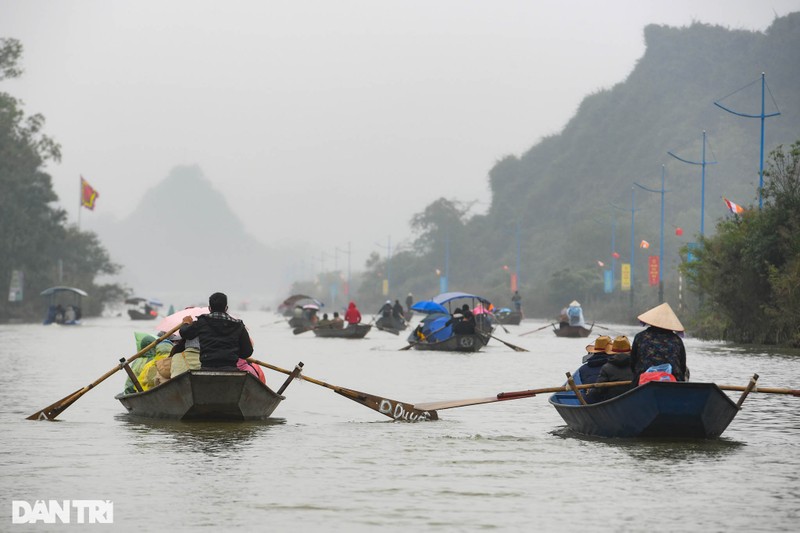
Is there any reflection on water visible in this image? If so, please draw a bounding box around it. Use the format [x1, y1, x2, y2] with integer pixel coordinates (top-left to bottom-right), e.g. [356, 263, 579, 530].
[115, 413, 286, 454]
[550, 426, 744, 462]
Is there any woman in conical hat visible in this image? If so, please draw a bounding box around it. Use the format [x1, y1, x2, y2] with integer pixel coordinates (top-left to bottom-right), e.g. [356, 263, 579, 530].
[630, 302, 687, 382]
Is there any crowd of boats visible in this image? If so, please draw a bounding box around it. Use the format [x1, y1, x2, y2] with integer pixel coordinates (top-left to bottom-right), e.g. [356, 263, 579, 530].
[29, 288, 799, 440]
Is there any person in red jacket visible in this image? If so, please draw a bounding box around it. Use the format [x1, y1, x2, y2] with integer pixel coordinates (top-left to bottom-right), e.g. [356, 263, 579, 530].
[344, 301, 362, 326]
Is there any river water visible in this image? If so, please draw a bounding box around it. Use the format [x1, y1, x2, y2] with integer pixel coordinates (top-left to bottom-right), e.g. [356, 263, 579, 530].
[2, 313, 799, 531]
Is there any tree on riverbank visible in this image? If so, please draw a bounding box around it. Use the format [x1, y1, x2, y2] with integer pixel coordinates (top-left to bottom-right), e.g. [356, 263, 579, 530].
[0, 38, 124, 322]
[683, 140, 800, 346]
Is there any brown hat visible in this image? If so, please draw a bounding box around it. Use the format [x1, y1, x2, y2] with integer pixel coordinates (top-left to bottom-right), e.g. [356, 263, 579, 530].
[586, 335, 612, 353]
[606, 335, 631, 353]
[637, 302, 684, 332]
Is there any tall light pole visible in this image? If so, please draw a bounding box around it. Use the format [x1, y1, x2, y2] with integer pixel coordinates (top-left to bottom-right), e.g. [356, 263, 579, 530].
[715, 73, 781, 209]
[634, 164, 667, 303]
[668, 131, 716, 237]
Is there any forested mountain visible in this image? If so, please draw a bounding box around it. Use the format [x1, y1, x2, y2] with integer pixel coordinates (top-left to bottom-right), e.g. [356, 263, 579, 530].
[354, 13, 800, 319]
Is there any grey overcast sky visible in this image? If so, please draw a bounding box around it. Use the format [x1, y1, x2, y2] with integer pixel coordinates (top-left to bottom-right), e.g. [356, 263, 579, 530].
[2, 0, 797, 272]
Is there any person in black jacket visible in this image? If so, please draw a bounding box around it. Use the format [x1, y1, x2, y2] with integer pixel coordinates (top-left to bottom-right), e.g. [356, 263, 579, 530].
[179, 292, 253, 369]
[587, 336, 635, 404]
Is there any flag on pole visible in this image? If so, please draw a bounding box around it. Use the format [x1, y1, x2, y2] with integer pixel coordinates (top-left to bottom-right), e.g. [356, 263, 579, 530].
[640, 240, 650, 249]
[723, 197, 744, 215]
[80, 176, 99, 210]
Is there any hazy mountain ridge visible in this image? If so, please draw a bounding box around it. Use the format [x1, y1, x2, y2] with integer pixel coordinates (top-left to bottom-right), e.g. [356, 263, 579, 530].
[92, 165, 291, 308]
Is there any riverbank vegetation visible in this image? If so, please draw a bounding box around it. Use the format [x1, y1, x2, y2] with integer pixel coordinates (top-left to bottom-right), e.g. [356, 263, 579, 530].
[683, 141, 800, 346]
[0, 39, 124, 322]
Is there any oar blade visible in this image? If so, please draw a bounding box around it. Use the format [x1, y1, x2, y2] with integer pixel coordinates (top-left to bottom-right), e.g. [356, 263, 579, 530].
[334, 387, 438, 422]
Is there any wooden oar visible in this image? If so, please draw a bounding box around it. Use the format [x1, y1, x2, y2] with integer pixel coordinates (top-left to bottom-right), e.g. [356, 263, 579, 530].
[519, 322, 555, 337]
[413, 380, 633, 411]
[27, 323, 184, 421]
[249, 359, 438, 421]
[413, 378, 800, 412]
[717, 383, 800, 396]
[488, 333, 528, 352]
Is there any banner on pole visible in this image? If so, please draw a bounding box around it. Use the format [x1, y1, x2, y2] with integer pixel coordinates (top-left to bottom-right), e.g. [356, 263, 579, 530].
[382, 279, 388, 296]
[8, 270, 23, 302]
[621, 263, 631, 291]
[510, 273, 518, 292]
[603, 269, 613, 294]
[439, 276, 448, 294]
[686, 242, 699, 263]
[648, 256, 659, 286]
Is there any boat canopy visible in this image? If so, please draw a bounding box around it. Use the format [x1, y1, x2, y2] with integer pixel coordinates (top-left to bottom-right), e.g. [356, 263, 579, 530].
[432, 292, 490, 306]
[40, 286, 89, 297]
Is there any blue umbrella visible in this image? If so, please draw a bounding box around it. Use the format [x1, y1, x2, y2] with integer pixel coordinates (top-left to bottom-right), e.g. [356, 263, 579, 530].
[410, 300, 449, 314]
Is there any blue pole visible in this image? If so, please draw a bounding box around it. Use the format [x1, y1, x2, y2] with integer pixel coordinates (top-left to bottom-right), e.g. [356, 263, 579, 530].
[659, 165, 665, 284]
[701, 131, 707, 237]
[444, 235, 450, 293]
[759, 72, 766, 209]
[515, 221, 521, 289]
[630, 187, 636, 295]
[714, 73, 780, 211]
[611, 217, 616, 290]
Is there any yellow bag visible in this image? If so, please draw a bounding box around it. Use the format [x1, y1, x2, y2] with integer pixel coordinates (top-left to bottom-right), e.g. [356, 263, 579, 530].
[170, 348, 201, 378]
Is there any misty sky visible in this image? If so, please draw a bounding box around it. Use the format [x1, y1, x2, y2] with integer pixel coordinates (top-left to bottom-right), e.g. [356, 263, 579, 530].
[2, 0, 796, 273]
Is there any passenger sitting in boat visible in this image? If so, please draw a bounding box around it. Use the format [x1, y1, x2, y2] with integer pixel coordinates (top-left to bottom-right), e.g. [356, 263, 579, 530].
[577, 336, 612, 386]
[587, 336, 634, 404]
[631, 302, 687, 382]
[379, 300, 392, 319]
[344, 301, 362, 325]
[179, 292, 254, 370]
[317, 313, 332, 328]
[124, 333, 157, 393]
[170, 336, 201, 378]
[451, 304, 476, 335]
[567, 300, 585, 327]
[331, 312, 345, 329]
[558, 307, 569, 328]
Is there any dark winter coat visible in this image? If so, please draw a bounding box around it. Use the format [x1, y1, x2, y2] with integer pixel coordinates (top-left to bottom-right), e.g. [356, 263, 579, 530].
[587, 352, 634, 403]
[179, 312, 253, 369]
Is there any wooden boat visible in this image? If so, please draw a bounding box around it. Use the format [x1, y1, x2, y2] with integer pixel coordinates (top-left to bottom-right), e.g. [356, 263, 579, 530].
[115, 370, 284, 421]
[376, 316, 407, 333]
[125, 297, 162, 321]
[313, 324, 371, 339]
[494, 310, 522, 325]
[553, 323, 593, 337]
[409, 332, 489, 352]
[549, 381, 740, 438]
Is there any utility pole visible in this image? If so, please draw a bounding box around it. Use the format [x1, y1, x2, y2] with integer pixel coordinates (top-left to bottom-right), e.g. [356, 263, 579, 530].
[715, 73, 781, 209]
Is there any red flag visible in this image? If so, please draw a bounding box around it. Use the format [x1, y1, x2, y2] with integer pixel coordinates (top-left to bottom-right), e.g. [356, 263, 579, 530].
[612, 252, 620, 259]
[723, 197, 744, 215]
[675, 227, 683, 236]
[640, 240, 650, 249]
[81, 176, 99, 210]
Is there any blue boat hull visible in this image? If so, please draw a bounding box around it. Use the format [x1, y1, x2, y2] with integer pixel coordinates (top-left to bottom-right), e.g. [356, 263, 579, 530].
[549, 381, 739, 438]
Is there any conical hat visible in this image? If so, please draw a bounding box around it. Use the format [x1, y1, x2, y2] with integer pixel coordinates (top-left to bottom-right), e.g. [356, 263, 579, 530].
[569, 300, 580, 306]
[637, 302, 684, 332]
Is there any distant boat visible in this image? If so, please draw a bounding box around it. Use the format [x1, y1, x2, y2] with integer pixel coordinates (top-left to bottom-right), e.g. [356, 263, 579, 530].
[553, 323, 593, 337]
[41, 286, 87, 325]
[313, 324, 372, 339]
[125, 297, 162, 321]
[493, 308, 522, 325]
